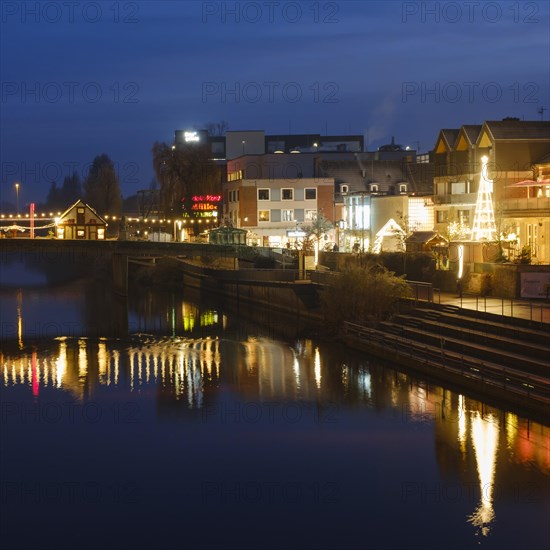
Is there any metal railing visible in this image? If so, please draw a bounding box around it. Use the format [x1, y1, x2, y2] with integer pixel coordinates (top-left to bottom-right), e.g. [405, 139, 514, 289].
[435, 293, 550, 327]
[343, 321, 550, 405]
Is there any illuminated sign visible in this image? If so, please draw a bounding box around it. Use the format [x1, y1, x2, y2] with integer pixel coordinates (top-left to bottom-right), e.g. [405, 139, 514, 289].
[192, 195, 221, 202]
[192, 203, 218, 211]
[194, 212, 218, 218]
[184, 131, 200, 142]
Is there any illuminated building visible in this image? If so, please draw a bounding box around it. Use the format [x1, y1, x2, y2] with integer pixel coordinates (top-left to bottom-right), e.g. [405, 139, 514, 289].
[55, 200, 107, 240]
[433, 120, 550, 263]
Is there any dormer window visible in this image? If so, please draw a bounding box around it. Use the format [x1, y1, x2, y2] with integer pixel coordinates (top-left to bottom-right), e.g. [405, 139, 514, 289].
[399, 184, 407, 194]
[340, 184, 349, 194]
[370, 184, 379, 193]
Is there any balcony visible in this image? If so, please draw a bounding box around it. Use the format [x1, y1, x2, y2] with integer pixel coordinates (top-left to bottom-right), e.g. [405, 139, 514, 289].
[432, 193, 477, 205]
[501, 197, 550, 216]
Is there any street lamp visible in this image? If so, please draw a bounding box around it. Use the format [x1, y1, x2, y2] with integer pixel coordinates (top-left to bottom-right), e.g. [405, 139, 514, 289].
[15, 183, 20, 213]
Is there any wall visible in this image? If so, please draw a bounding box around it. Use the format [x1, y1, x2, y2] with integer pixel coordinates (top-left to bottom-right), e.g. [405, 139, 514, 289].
[226, 131, 265, 159]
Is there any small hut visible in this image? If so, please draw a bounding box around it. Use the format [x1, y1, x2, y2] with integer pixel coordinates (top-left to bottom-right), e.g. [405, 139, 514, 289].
[209, 226, 247, 245]
[56, 200, 107, 240]
[406, 231, 448, 253]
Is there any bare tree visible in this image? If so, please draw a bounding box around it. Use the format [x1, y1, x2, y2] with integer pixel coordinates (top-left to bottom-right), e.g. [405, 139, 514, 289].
[152, 141, 221, 217]
[204, 120, 230, 136]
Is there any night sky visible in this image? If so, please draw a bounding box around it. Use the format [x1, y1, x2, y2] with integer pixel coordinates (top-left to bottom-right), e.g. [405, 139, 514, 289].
[1, 1, 549, 204]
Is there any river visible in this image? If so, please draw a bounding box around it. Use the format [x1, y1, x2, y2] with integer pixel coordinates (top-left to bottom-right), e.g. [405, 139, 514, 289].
[0, 262, 548, 549]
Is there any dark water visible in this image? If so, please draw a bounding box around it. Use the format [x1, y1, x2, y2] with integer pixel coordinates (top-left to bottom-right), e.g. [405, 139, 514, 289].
[0, 263, 549, 550]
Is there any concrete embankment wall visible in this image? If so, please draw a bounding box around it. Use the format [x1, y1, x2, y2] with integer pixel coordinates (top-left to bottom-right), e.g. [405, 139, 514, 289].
[341, 329, 550, 422]
[179, 262, 324, 325]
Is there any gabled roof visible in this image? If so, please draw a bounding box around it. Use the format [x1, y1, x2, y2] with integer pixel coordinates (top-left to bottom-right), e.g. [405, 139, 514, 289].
[59, 199, 106, 223]
[480, 120, 550, 142]
[434, 129, 460, 153]
[455, 125, 482, 151]
[406, 231, 447, 244]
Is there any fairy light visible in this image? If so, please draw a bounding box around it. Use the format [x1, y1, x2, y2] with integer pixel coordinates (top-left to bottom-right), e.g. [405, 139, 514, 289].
[471, 156, 497, 241]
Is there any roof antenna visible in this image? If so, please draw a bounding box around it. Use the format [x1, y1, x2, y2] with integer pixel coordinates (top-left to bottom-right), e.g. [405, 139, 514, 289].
[538, 106, 547, 121]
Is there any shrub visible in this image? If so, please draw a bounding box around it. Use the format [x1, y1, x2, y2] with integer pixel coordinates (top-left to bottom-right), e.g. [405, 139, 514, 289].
[322, 263, 412, 333]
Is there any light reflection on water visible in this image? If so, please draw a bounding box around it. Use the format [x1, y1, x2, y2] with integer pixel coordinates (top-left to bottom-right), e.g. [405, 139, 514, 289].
[1, 274, 549, 549]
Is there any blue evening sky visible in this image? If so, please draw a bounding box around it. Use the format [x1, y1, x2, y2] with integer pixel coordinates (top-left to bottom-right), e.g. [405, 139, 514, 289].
[1, 1, 548, 204]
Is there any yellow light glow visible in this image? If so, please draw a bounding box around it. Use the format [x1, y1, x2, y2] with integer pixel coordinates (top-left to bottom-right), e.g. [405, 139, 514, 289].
[468, 411, 499, 536]
[56, 342, 67, 387]
[314, 347, 321, 389]
[457, 245, 464, 279]
[457, 394, 467, 454]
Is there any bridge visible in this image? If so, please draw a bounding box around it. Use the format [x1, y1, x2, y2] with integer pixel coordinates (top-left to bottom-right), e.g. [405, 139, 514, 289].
[0, 238, 314, 307]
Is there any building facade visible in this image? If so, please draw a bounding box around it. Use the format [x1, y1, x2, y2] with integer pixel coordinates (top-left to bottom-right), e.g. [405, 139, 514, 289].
[55, 200, 107, 240]
[432, 120, 550, 263]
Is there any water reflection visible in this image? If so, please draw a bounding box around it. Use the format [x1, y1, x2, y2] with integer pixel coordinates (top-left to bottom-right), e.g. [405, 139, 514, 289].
[1, 276, 549, 547]
[2, 337, 548, 471]
[468, 411, 499, 536]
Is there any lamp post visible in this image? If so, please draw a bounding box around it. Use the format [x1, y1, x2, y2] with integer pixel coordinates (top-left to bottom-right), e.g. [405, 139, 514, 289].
[15, 183, 20, 213]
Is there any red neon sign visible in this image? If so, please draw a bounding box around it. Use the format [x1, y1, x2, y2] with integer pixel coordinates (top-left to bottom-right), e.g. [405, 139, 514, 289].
[192, 194, 221, 202]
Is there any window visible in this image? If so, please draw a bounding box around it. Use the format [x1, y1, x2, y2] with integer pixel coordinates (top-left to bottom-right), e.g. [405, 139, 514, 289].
[258, 189, 270, 201]
[436, 210, 448, 223]
[370, 184, 378, 193]
[228, 170, 243, 182]
[527, 224, 538, 256]
[282, 188, 293, 200]
[451, 182, 466, 194]
[458, 210, 469, 225]
[399, 184, 407, 194]
[97, 228, 105, 240]
[282, 209, 294, 222]
[340, 184, 348, 194]
[258, 210, 270, 222]
[305, 210, 317, 221]
[76, 227, 85, 239]
[305, 188, 316, 200]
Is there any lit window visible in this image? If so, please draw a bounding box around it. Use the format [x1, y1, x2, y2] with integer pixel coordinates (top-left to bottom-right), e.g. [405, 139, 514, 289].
[305, 210, 317, 220]
[458, 210, 469, 225]
[258, 210, 270, 222]
[282, 209, 294, 222]
[451, 182, 466, 194]
[97, 228, 105, 240]
[282, 188, 293, 200]
[305, 188, 316, 200]
[258, 189, 270, 201]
